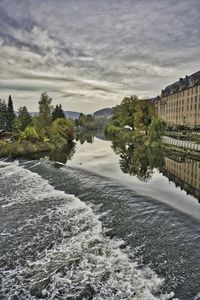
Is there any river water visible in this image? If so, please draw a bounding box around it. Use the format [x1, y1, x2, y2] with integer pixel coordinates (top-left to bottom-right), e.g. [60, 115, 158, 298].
[0, 133, 200, 299]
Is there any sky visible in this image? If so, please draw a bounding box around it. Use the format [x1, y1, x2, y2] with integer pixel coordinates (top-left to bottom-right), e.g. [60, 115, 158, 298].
[0, 0, 200, 113]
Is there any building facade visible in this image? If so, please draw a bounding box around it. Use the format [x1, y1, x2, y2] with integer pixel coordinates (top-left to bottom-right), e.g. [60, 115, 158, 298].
[156, 71, 200, 127]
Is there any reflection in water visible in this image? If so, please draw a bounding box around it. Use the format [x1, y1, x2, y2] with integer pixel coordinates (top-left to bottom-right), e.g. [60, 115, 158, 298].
[42, 131, 200, 202]
[77, 131, 95, 144]
[111, 140, 164, 182]
[48, 142, 76, 164]
[161, 155, 200, 201]
[109, 137, 200, 201]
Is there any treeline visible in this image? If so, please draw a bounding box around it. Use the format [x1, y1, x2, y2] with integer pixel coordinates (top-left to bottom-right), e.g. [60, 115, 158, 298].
[105, 95, 165, 145]
[0, 92, 75, 157]
[0, 95, 15, 132]
[76, 112, 108, 130]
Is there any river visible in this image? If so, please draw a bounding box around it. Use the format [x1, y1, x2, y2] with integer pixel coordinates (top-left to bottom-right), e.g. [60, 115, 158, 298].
[0, 132, 200, 300]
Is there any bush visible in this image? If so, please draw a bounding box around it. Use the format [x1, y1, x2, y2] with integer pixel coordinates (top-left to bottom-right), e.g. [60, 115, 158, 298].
[20, 127, 39, 142]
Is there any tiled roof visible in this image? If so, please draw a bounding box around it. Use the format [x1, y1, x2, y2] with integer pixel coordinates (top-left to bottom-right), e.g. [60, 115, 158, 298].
[161, 71, 200, 97]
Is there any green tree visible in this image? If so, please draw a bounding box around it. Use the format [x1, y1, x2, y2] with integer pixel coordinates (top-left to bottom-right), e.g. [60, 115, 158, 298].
[7, 95, 15, 131]
[50, 118, 75, 145]
[38, 92, 53, 126]
[14, 106, 32, 132]
[34, 92, 53, 137]
[0, 99, 8, 129]
[52, 104, 65, 120]
[20, 126, 39, 142]
[134, 100, 153, 134]
[148, 117, 166, 144]
[118, 95, 138, 128]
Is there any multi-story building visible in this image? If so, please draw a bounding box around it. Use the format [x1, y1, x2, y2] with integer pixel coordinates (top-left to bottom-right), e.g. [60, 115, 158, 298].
[156, 71, 200, 127]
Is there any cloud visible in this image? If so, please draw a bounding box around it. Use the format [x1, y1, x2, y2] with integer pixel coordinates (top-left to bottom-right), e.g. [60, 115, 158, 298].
[0, 0, 200, 112]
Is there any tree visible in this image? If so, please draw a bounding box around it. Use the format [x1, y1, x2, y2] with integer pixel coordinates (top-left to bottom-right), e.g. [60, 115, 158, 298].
[34, 92, 53, 137]
[7, 95, 15, 131]
[148, 117, 166, 144]
[38, 92, 53, 125]
[50, 118, 75, 145]
[52, 104, 65, 120]
[14, 106, 32, 132]
[134, 100, 153, 134]
[20, 126, 39, 142]
[0, 99, 8, 129]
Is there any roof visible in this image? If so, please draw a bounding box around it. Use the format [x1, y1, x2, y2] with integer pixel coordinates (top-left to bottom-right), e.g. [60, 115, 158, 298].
[149, 95, 161, 103]
[161, 70, 200, 97]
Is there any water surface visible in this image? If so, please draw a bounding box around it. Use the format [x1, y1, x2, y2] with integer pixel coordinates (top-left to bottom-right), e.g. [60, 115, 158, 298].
[0, 133, 200, 300]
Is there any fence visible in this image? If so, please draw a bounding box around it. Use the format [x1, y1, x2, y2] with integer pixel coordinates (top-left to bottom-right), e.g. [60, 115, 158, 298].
[162, 136, 200, 151]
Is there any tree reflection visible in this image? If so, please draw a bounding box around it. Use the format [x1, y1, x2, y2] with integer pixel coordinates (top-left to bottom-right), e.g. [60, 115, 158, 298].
[48, 141, 76, 164]
[77, 131, 95, 144]
[111, 139, 164, 181]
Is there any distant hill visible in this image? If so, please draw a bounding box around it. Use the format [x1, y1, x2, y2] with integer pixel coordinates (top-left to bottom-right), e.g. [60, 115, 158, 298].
[64, 111, 80, 119]
[27, 109, 113, 120]
[93, 107, 113, 118]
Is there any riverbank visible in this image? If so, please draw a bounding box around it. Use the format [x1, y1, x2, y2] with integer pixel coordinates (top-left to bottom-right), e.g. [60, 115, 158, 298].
[0, 140, 59, 158]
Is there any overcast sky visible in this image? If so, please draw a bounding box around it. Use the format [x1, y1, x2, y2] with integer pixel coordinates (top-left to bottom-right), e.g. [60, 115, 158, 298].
[0, 0, 200, 113]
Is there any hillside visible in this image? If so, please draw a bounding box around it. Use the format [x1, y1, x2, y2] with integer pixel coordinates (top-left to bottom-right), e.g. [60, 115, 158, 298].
[64, 111, 80, 119]
[93, 107, 113, 118]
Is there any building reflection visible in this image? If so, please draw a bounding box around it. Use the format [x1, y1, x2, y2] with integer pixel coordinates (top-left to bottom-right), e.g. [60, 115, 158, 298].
[109, 136, 200, 201]
[160, 155, 200, 201]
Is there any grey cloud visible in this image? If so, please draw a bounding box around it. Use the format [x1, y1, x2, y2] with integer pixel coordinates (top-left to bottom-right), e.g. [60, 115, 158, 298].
[0, 0, 200, 112]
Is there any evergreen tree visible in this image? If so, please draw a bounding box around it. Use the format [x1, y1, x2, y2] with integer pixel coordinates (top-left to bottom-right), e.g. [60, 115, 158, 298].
[14, 106, 32, 132]
[7, 95, 15, 131]
[52, 104, 65, 120]
[0, 99, 8, 129]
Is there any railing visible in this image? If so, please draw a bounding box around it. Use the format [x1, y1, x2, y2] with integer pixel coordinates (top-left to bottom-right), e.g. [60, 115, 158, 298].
[162, 136, 200, 151]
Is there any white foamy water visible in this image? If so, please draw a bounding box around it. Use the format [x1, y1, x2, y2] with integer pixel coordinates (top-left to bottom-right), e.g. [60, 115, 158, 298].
[0, 161, 176, 299]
